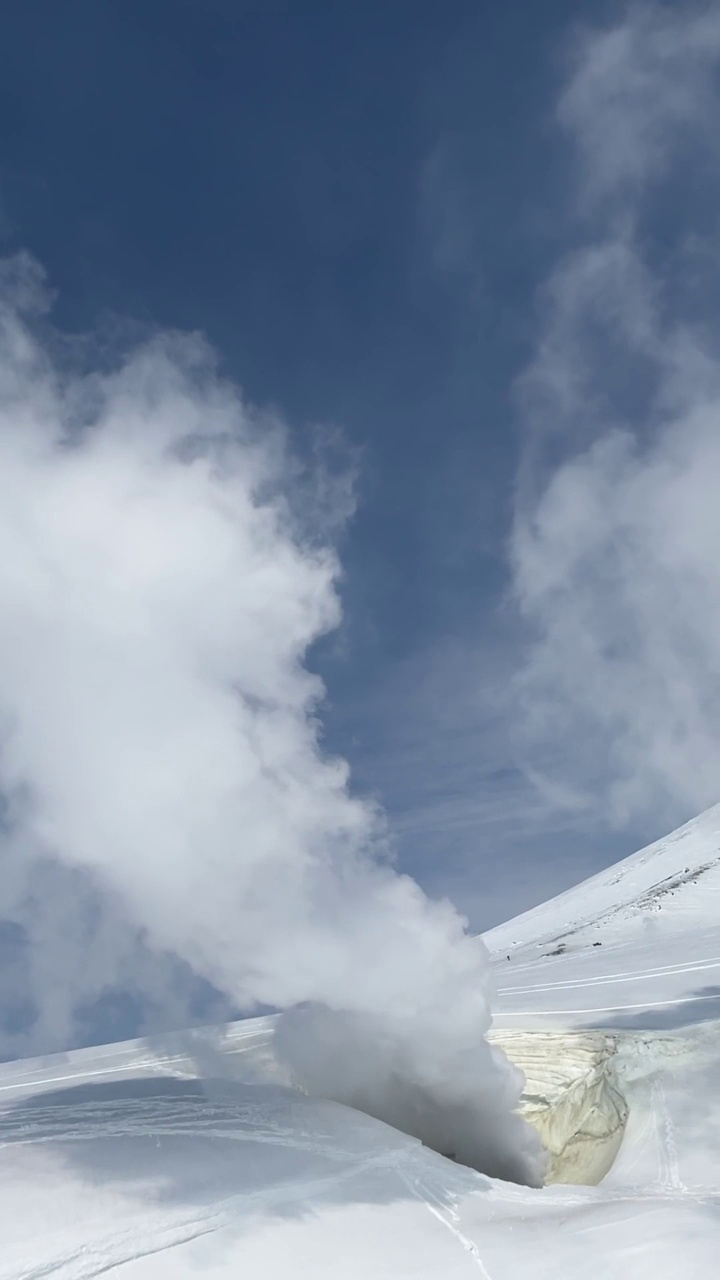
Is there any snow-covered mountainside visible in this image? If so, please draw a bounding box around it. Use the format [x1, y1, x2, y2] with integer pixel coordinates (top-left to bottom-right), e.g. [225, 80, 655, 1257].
[2, 807, 720, 1278]
[487, 802, 720, 1029]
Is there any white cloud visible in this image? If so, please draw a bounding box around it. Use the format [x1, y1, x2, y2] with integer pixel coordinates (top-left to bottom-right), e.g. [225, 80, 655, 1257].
[511, 2, 720, 832]
[557, 2, 720, 211]
[0, 254, 544, 1183]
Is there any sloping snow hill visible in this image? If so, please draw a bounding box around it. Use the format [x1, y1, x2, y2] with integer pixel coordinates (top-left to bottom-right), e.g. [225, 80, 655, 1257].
[2, 806, 720, 1277]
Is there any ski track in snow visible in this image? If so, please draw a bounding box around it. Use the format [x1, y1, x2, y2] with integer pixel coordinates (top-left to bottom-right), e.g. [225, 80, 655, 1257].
[495, 991, 720, 1017]
[652, 1079, 685, 1194]
[494, 955, 720, 996]
[396, 1173, 494, 1279]
[0, 1023, 272, 1096]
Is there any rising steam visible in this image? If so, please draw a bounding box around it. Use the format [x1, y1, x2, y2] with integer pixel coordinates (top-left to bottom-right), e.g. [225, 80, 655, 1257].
[0, 255, 545, 1185]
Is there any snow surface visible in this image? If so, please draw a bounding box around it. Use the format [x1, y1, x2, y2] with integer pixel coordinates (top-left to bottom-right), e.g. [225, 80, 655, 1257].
[2, 805, 720, 1277]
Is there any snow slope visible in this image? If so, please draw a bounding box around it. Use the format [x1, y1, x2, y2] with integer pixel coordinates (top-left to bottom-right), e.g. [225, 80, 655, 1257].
[2, 806, 720, 1278]
[487, 803, 720, 1031]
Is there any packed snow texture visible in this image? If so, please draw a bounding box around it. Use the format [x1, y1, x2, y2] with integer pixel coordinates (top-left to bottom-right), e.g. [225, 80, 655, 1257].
[0, 255, 544, 1185]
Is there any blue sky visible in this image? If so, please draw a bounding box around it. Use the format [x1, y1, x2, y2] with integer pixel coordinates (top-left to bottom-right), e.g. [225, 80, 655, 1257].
[3, 0, 720, 1054]
[0, 0, 602, 921]
[0, 0, 567, 644]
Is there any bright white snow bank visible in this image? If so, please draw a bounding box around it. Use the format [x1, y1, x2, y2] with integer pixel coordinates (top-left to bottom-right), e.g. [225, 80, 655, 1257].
[0, 1068, 490, 1280]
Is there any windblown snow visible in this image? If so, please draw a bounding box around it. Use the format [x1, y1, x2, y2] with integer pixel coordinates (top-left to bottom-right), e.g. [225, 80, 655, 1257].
[2, 804, 720, 1278]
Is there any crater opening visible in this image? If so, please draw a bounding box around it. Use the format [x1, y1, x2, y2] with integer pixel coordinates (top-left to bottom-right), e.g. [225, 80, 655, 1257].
[271, 1013, 628, 1188]
[487, 1029, 629, 1185]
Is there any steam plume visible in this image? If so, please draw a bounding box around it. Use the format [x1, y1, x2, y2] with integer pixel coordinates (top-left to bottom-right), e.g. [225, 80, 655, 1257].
[0, 255, 545, 1185]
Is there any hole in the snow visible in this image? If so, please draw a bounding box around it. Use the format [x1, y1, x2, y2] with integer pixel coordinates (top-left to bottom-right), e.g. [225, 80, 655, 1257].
[487, 1029, 629, 1186]
[273, 1015, 628, 1189]
[351, 1031, 629, 1187]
